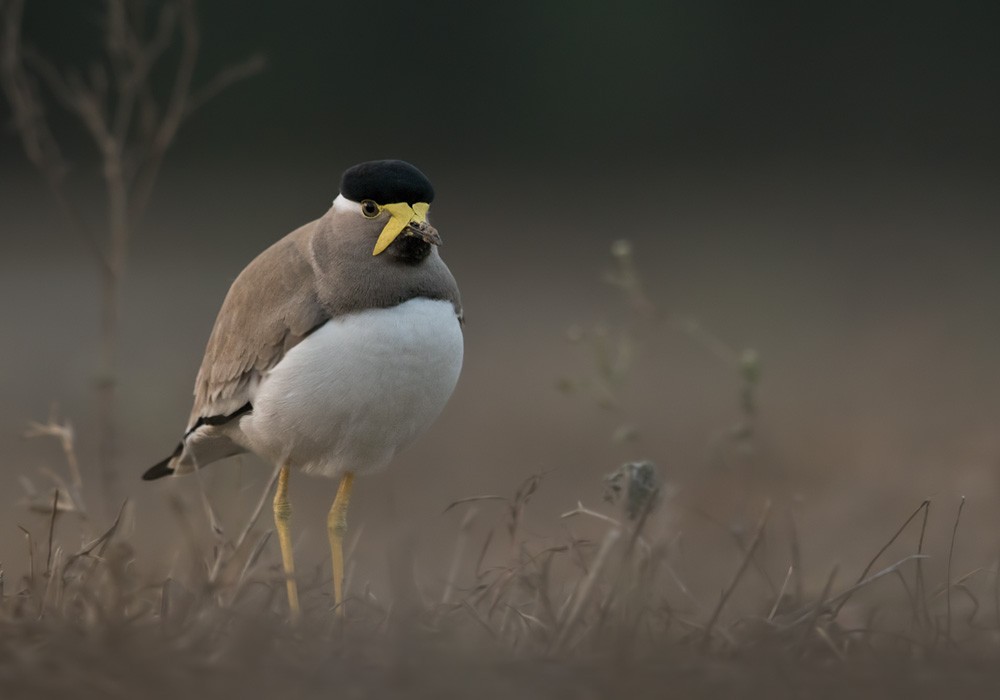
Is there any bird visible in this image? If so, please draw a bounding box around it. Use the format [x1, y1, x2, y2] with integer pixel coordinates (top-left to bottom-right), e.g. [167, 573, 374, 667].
[143, 159, 464, 618]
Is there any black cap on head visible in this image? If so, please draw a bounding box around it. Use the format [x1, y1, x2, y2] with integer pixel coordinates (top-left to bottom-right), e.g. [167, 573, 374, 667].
[340, 160, 435, 206]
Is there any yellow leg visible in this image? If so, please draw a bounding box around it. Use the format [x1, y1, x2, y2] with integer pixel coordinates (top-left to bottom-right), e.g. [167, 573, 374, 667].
[273, 464, 300, 620]
[327, 471, 356, 615]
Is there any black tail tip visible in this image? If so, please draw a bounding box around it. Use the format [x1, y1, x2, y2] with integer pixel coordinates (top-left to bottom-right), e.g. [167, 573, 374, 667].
[142, 444, 181, 481]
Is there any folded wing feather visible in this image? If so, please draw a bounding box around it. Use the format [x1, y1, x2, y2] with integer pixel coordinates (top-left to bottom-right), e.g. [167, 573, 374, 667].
[187, 221, 329, 431]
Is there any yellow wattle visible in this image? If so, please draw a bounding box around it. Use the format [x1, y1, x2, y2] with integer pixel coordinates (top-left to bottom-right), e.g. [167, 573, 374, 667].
[372, 201, 431, 255]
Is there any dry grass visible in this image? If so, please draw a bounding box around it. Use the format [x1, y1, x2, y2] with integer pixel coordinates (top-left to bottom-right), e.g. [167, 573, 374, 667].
[4, 243, 1000, 698]
[3, 454, 1000, 699]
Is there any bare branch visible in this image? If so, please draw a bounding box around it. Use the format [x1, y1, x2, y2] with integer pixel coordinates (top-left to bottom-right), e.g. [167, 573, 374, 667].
[106, 0, 138, 147]
[185, 52, 265, 117]
[63, 66, 116, 152]
[154, 0, 198, 150]
[0, 41, 54, 165]
[88, 60, 108, 102]
[19, 46, 76, 110]
[4, 0, 260, 512]
[110, 2, 178, 149]
[127, 0, 199, 223]
[144, 3, 179, 67]
[105, 0, 129, 59]
[0, 1, 108, 264]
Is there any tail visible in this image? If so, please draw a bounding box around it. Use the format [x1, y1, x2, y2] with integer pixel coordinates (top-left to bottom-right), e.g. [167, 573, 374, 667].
[142, 443, 182, 480]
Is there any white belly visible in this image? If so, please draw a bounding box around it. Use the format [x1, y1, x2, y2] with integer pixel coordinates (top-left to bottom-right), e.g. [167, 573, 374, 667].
[241, 298, 463, 477]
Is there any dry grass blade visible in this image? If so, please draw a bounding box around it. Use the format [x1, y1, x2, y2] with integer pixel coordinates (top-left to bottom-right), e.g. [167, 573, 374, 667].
[474, 528, 494, 580]
[994, 553, 1000, 630]
[594, 487, 660, 635]
[505, 602, 548, 635]
[915, 497, 932, 626]
[443, 495, 505, 514]
[208, 462, 283, 584]
[814, 624, 846, 661]
[834, 499, 930, 616]
[461, 598, 498, 639]
[231, 531, 273, 603]
[39, 546, 64, 618]
[18, 525, 34, 586]
[700, 500, 771, 652]
[787, 508, 804, 604]
[442, 507, 477, 605]
[23, 407, 89, 518]
[506, 473, 544, 551]
[665, 560, 701, 610]
[24, 408, 84, 493]
[45, 489, 58, 575]
[946, 496, 966, 642]
[64, 500, 128, 569]
[797, 563, 838, 654]
[953, 584, 981, 631]
[191, 461, 224, 541]
[552, 527, 621, 652]
[891, 569, 920, 624]
[768, 565, 794, 622]
[785, 554, 928, 627]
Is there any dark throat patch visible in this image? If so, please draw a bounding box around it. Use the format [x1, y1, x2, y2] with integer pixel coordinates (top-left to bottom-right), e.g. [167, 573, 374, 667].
[387, 235, 433, 265]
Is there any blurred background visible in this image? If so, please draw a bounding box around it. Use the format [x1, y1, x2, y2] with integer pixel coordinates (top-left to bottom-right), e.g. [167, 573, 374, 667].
[2, 0, 1000, 596]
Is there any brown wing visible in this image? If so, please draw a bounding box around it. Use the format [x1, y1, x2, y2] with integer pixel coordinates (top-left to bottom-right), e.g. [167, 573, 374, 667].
[187, 221, 328, 430]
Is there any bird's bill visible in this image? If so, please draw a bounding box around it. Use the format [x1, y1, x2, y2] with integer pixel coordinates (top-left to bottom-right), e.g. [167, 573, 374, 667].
[402, 220, 442, 246]
[372, 201, 436, 255]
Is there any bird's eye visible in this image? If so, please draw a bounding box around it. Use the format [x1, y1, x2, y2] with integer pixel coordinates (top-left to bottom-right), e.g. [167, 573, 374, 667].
[361, 200, 380, 218]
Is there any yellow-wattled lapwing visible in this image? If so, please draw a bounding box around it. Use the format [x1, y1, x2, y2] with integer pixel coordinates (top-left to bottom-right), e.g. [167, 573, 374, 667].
[144, 160, 463, 618]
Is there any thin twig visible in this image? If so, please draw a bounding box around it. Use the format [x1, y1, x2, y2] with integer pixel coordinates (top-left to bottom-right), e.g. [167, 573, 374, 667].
[184, 53, 264, 116]
[0, 0, 106, 265]
[560, 501, 623, 529]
